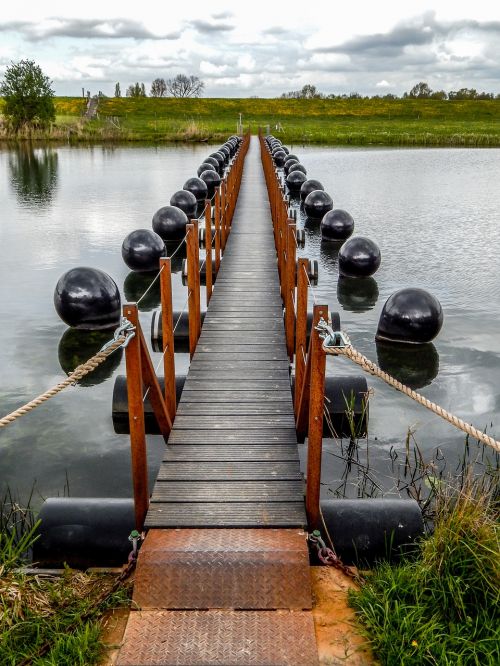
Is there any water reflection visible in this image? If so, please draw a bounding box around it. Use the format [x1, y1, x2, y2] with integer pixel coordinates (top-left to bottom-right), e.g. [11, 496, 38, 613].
[165, 242, 186, 273]
[337, 276, 379, 312]
[123, 271, 161, 311]
[320, 239, 341, 269]
[376, 340, 439, 389]
[9, 145, 58, 207]
[58, 328, 122, 386]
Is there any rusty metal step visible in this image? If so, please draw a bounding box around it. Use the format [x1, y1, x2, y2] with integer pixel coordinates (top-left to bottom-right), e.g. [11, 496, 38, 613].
[133, 529, 312, 610]
[116, 610, 319, 666]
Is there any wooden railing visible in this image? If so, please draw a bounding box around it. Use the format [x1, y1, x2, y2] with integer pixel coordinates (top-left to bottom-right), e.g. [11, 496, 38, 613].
[124, 132, 250, 530]
[259, 129, 327, 530]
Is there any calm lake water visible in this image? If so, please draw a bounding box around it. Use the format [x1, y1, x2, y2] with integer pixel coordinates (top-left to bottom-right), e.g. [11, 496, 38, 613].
[0, 142, 499, 507]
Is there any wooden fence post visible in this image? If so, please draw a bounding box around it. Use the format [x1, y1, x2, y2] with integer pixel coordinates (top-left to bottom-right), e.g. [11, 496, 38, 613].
[294, 258, 309, 416]
[159, 258, 176, 421]
[204, 200, 213, 303]
[123, 303, 149, 531]
[306, 303, 327, 530]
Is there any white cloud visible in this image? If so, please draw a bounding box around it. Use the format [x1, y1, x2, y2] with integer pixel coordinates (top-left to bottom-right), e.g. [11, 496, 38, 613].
[376, 79, 392, 87]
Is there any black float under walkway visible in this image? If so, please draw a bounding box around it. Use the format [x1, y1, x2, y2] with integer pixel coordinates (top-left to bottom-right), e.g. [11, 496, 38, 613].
[145, 137, 306, 529]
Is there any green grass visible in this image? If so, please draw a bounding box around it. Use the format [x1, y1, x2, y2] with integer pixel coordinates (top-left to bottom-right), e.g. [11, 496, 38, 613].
[1, 97, 500, 145]
[0, 493, 131, 666]
[349, 473, 500, 665]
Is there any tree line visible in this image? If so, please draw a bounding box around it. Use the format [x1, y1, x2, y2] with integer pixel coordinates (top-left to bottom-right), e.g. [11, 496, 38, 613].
[114, 75, 204, 98]
[281, 82, 500, 100]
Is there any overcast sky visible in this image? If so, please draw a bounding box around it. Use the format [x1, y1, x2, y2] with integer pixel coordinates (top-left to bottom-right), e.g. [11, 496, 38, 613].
[1, 1, 499, 97]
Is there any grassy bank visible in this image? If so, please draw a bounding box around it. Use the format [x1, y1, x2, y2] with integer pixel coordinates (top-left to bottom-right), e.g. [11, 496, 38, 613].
[349, 471, 500, 665]
[0, 494, 131, 665]
[1, 97, 500, 145]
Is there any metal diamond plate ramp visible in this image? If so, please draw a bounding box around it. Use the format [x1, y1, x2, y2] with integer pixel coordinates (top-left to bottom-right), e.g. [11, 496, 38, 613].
[133, 529, 311, 610]
[116, 610, 319, 666]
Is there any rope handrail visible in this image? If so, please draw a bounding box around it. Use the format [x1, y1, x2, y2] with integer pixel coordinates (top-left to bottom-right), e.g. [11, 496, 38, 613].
[0, 335, 128, 428]
[317, 321, 500, 453]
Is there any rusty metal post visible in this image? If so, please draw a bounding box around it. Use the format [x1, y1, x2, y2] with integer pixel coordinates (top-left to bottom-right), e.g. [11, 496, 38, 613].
[204, 200, 213, 303]
[306, 303, 327, 530]
[294, 258, 309, 416]
[285, 221, 296, 361]
[123, 303, 149, 531]
[159, 258, 176, 421]
[186, 223, 199, 359]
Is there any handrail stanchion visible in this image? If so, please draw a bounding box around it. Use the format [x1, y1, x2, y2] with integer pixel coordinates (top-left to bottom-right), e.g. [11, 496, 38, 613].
[294, 258, 309, 417]
[285, 221, 296, 361]
[123, 302, 149, 531]
[214, 192, 221, 273]
[305, 303, 327, 530]
[159, 258, 176, 421]
[187, 223, 201, 358]
[204, 200, 213, 302]
[215, 186, 222, 255]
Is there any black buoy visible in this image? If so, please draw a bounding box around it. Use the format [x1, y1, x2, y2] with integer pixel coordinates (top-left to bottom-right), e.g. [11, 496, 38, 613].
[209, 152, 225, 172]
[152, 205, 188, 240]
[339, 236, 381, 278]
[288, 163, 307, 176]
[321, 209, 354, 241]
[33, 498, 135, 568]
[197, 162, 217, 177]
[284, 159, 299, 176]
[273, 150, 287, 167]
[170, 190, 197, 219]
[286, 170, 307, 192]
[300, 179, 324, 201]
[281, 146, 290, 155]
[183, 177, 208, 203]
[320, 499, 424, 565]
[304, 190, 333, 219]
[376, 288, 443, 344]
[376, 340, 439, 389]
[200, 169, 222, 198]
[284, 154, 299, 165]
[54, 267, 121, 330]
[204, 156, 222, 174]
[218, 145, 230, 162]
[121, 229, 165, 273]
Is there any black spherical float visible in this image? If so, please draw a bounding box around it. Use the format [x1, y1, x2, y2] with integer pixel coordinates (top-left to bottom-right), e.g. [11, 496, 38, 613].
[54, 267, 121, 330]
[304, 190, 334, 220]
[200, 169, 222, 198]
[376, 288, 443, 345]
[152, 205, 188, 240]
[300, 179, 324, 201]
[218, 146, 230, 162]
[122, 229, 165, 273]
[284, 154, 299, 165]
[338, 236, 381, 278]
[209, 152, 225, 171]
[281, 146, 290, 155]
[273, 150, 287, 167]
[170, 190, 198, 218]
[197, 162, 217, 177]
[288, 163, 307, 176]
[321, 209, 354, 242]
[183, 177, 208, 203]
[284, 159, 299, 175]
[204, 156, 222, 174]
[286, 170, 307, 192]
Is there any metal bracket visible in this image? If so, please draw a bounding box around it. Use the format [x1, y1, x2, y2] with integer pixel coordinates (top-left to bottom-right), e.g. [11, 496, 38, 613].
[100, 317, 136, 352]
[315, 317, 349, 349]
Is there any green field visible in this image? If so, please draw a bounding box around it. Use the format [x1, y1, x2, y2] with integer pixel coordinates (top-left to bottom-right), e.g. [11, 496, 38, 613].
[2, 97, 500, 145]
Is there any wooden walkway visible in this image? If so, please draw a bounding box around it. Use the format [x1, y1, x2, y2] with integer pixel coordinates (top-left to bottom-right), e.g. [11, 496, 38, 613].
[145, 137, 306, 530]
[116, 138, 317, 666]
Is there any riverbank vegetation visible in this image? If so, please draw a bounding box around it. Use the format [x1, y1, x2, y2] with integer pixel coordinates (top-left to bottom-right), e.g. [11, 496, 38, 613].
[1, 96, 499, 146]
[349, 468, 500, 665]
[0, 492, 131, 665]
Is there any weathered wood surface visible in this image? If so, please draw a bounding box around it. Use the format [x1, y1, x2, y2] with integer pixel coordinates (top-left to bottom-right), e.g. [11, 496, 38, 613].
[145, 138, 305, 529]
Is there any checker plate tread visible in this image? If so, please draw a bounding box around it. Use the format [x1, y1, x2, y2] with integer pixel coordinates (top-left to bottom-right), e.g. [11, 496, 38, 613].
[116, 610, 319, 666]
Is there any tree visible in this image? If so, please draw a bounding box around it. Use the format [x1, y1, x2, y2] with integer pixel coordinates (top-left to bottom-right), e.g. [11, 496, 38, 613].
[150, 78, 167, 97]
[165, 75, 204, 98]
[407, 82, 432, 98]
[281, 84, 324, 99]
[115, 82, 121, 98]
[0, 59, 55, 131]
[126, 82, 146, 98]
